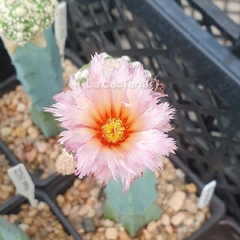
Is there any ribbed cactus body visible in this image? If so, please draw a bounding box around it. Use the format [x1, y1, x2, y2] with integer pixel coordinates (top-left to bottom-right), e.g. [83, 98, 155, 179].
[11, 27, 63, 110]
[0, 215, 30, 240]
[104, 170, 161, 237]
[9, 27, 63, 138]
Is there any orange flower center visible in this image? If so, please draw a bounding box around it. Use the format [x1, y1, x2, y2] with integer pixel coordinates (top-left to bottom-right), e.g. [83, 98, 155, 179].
[101, 118, 125, 143]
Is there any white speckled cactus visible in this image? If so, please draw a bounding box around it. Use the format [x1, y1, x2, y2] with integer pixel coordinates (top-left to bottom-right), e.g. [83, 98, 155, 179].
[0, 0, 64, 138]
[0, 0, 57, 46]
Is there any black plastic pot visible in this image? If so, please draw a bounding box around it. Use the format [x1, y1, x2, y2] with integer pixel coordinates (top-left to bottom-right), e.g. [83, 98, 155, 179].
[0, 49, 83, 188]
[0, 189, 81, 240]
[47, 155, 225, 240]
[0, 39, 15, 82]
[196, 217, 240, 240]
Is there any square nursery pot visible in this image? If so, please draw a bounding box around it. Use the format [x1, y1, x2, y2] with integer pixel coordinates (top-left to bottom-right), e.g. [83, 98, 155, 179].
[0, 49, 84, 188]
[0, 189, 80, 240]
[46, 155, 225, 240]
[195, 217, 240, 240]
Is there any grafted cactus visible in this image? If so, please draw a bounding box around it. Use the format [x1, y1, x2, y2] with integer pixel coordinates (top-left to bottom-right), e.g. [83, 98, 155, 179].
[0, 0, 63, 138]
[0, 215, 30, 240]
[104, 170, 161, 236]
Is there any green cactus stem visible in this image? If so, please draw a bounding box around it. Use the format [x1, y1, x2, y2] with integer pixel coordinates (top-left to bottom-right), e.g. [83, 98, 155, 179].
[0, 215, 30, 240]
[104, 170, 161, 237]
[7, 27, 63, 138]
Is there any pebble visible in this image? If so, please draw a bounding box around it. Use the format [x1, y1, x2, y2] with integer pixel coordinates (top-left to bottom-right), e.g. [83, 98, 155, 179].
[82, 218, 96, 232]
[161, 214, 170, 226]
[27, 126, 39, 138]
[103, 219, 115, 227]
[105, 227, 118, 239]
[19, 223, 29, 231]
[165, 225, 173, 234]
[171, 212, 186, 226]
[0, 127, 11, 137]
[62, 203, 72, 216]
[17, 102, 26, 112]
[22, 119, 32, 129]
[25, 148, 37, 163]
[147, 221, 157, 232]
[15, 126, 26, 138]
[183, 217, 194, 227]
[195, 211, 205, 224]
[184, 198, 198, 214]
[143, 229, 152, 240]
[185, 183, 197, 194]
[175, 169, 185, 181]
[168, 191, 186, 211]
[35, 141, 49, 153]
[119, 231, 131, 240]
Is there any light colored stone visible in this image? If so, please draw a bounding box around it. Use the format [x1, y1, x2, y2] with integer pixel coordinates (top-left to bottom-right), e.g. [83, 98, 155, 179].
[27, 126, 39, 138]
[25, 148, 37, 163]
[22, 119, 32, 129]
[171, 212, 186, 226]
[165, 184, 174, 196]
[62, 203, 71, 216]
[165, 225, 173, 234]
[15, 126, 26, 138]
[195, 211, 205, 224]
[0, 127, 11, 137]
[143, 229, 152, 240]
[19, 223, 29, 231]
[16, 102, 26, 112]
[78, 204, 91, 216]
[103, 219, 115, 227]
[35, 141, 49, 153]
[118, 231, 131, 240]
[168, 190, 186, 211]
[161, 213, 170, 226]
[105, 227, 118, 240]
[156, 235, 164, 240]
[183, 216, 194, 227]
[147, 221, 157, 232]
[162, 169, 176, 181]
[175, 169, 185, 181]
[184, 198, 198, 214]
[185, 183, 197, 194]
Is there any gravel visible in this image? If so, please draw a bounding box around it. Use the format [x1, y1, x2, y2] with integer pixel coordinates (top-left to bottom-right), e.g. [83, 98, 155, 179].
[2, 201, 74, 240]
[56, 157, 211, 240]
[0, 153, 15, 204]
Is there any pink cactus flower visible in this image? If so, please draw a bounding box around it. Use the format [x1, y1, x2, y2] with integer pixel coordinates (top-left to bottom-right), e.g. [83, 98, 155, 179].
[45, 53, 176, 191]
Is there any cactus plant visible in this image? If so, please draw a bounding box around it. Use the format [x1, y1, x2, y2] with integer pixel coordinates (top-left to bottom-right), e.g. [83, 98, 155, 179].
[104, 170, 161, 236]
[0, 0, 63, 138]
[0, 215, 30, 240]
[46, 52, 176, 237]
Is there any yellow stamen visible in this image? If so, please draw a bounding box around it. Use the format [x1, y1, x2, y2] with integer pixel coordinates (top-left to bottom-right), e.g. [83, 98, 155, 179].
[101, 118, 125, 143]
